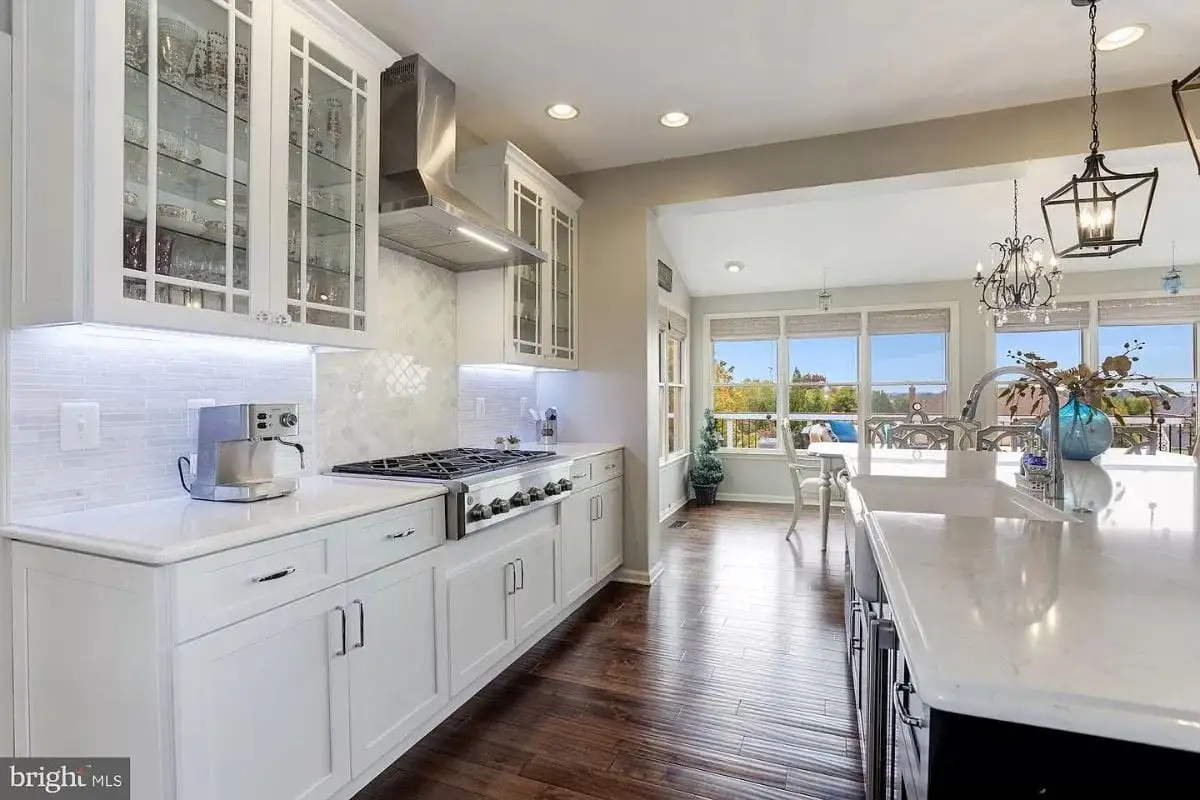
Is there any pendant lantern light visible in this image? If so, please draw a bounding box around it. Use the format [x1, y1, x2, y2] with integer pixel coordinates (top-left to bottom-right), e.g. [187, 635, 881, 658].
[1041, 0, 1159, 260]
[1172, 64, 1200, 175]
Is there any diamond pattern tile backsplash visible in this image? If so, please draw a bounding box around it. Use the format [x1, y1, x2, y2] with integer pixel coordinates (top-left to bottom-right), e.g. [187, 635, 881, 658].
[7, 249, 543, 517]
[315, 248, 460, 468]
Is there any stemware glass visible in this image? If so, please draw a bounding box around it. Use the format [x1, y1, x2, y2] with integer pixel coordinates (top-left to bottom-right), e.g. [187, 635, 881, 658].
[124, 0, 150, 70]
[158, 16, 200, 88]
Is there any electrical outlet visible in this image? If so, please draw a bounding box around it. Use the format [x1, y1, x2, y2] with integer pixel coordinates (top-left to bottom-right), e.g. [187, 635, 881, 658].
[520, 397, 529, 416]
[187, 399, 216, 440]
[60, 402, 101, 452]
[475, 397, 486, 419]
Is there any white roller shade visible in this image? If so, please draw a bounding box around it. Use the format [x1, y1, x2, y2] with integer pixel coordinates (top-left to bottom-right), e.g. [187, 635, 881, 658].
[710, 315, 781, 341]
[657, 306, 669, 331]
[996, 301, 1090, 332]
[667, 311, 688, 341]
[784, 312, 861, 338]
[868, 308, 951, 334]
[1098, 295, 1200, 325]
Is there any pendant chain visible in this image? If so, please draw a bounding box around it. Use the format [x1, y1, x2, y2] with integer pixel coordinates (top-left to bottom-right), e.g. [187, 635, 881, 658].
[1088, 0, 1100, 155]
[1012, 179, 1019, 240]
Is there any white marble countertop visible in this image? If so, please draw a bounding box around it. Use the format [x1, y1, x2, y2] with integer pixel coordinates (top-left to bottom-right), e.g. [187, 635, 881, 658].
[819, 443, 1200, 752]
[522, 442, 623, 460]
[3, 476, 447, 566]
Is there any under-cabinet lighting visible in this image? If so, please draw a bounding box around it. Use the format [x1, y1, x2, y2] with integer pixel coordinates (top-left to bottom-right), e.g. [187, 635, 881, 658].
[457, 226, 510, 253]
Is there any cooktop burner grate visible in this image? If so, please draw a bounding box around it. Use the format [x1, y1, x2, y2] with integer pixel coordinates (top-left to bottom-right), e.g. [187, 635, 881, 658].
[331, 447, 555, 480]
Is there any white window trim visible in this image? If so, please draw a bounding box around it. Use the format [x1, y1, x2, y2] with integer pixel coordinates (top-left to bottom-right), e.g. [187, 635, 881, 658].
[659, 309, 690, 464]
[705, 301, 960, 453]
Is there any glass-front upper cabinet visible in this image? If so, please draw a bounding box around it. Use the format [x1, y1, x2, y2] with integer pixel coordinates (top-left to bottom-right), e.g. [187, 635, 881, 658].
[276, 11, 379, 344]
[549, 204, 577, 364]
[120, 0, 270, 322]
[510, 173, 545, 358]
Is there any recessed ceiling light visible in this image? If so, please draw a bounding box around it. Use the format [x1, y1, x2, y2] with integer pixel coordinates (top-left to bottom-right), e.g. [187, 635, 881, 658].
[725, 261, 744, 273]
[1097, 24, 1148, 51]
[545, 103, 579, 120]
[660, 111, 690, 128]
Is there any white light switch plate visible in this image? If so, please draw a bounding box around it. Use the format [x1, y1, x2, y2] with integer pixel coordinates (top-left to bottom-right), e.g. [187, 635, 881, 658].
[60, 402, 101, 452]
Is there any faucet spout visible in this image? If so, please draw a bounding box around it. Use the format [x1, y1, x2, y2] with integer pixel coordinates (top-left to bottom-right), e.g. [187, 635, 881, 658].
[963, 366, 1064, 500]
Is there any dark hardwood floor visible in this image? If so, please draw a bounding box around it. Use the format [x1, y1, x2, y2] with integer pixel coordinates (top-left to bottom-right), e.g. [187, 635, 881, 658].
[355, 502, 865, 800]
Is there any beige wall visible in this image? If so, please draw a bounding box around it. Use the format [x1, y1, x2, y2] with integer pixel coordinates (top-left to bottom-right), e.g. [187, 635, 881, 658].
[554, 84, 1186, 576]
[652, 219, 691, 523]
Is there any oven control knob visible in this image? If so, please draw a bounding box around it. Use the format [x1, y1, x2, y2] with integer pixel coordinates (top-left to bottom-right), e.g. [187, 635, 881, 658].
[543, 482, 560, 497]
[279, 411, 298, 428]
[527, 487, 545, 501]
[469, 503, 493, 522]
[510, 491, 529, 507]
[490, 498, 511, 515]
[557, 478, 573, 492]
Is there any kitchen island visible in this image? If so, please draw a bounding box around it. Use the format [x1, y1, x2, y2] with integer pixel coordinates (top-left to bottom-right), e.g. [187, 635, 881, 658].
[814, 443, 1200, 798]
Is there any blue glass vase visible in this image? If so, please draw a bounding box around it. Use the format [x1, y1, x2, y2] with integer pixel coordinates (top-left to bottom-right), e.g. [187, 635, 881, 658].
[1039, 395, 1113, 461]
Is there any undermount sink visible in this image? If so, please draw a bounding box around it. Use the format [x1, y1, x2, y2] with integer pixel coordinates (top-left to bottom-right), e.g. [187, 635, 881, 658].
[849, 475, 1077, 523]
[847, 475, 1076, 603]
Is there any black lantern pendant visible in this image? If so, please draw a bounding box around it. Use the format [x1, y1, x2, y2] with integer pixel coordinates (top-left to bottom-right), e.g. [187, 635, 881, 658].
[1041, 0, 1159, 260]
[1172, 64, 1200, 175]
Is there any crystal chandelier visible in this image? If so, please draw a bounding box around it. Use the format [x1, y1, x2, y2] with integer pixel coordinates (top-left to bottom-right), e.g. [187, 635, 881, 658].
[1041, 0, 1159, 260]
[975, 180, 1063, 327]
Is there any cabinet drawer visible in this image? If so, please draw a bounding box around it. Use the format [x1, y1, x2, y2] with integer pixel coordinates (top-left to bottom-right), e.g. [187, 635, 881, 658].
[172, 526, 348, 642]
[566, 460, 594, 492]
[346, 498, 445, 578]
[592, 450, 623, 482]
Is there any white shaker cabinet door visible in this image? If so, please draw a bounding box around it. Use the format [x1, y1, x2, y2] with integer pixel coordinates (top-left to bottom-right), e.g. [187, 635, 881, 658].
[513, 524, 560, 644]
[446, 547, 515, 697]
[346, 549, 448, 777]
[559, 492, 595, 605]
[593, 480, 624, 579]
[174, 585, 351, 800]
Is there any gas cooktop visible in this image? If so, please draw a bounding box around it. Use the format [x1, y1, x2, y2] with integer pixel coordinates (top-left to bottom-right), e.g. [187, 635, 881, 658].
[330, 447, 556, 481]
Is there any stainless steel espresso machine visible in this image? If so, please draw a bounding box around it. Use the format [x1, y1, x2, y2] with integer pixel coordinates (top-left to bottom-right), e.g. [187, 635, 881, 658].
[178, 404, 305, 502]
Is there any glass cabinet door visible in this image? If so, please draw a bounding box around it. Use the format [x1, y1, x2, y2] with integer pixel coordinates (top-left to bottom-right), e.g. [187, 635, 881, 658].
[549, 206, 576, 363]
[284, 29, 370, 333]
[122, 0, 258, 315]
[510, 176, 545, 357]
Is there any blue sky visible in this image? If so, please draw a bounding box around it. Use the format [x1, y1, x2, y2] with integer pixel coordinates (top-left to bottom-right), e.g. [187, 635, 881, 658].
[716, 324, 1195, 386]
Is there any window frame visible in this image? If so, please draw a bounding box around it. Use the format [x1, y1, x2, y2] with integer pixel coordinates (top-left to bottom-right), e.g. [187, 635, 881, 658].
[991, 291, 1200, 437]
[705, 303, 959, 454]
[659, 309, 690, 463]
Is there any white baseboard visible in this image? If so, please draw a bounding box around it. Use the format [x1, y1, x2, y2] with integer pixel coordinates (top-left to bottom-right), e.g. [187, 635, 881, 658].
[658, 495, 689, 522]
[612, 560, 664, 586]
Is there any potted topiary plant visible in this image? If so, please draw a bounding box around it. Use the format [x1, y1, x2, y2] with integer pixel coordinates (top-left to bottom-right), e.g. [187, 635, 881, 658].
[689, 408, 725, 506]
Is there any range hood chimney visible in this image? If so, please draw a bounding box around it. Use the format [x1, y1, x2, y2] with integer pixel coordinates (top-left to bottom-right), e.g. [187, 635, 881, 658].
[378, 55, 547, 271]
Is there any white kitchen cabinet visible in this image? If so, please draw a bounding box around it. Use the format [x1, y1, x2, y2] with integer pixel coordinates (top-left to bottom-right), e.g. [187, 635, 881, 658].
[593, 479, 624, 579]
[559, 492, 595, 605]
[445, 543, 516, 697]
[455, 142, 581, 369]
[513, 524, 559, 644]
[446, 522, 561, 696]
[174, 584, 352, 800]
[346, 548, 447, 777]
[13, 0, 386, 347]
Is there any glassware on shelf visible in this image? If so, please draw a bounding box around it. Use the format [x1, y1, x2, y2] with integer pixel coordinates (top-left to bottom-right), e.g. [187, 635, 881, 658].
[123, 218, 147, 272]
[124, 114, 147, 147]
[158, 129, 185, 161]
[157, 203, 208, 236]
[192, 31, 228, 94]
[233, 44, 251, 103]
[326, 97, 343, 152]
[182, 126, 203, 166]
[158, 16, 200, 89]
[123, 190, 145, 221]
[155, 233, 174, 275]
[124, 0, 150, 70]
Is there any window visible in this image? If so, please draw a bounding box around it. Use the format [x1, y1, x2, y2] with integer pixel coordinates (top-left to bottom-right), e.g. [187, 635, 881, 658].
[1097, 297, 1200, 452]
[658, 308, 689, 460]
[994, 302, 1088, 422]
[708, 306, 953, 451]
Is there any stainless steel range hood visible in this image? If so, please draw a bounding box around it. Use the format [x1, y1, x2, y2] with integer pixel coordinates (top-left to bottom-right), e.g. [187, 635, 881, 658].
[378, 55, 547, 271]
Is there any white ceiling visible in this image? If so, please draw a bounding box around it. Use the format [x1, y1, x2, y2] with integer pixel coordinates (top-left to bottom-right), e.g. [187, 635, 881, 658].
[655, 143, 1200, 296]
[338, 0, 1199, 174]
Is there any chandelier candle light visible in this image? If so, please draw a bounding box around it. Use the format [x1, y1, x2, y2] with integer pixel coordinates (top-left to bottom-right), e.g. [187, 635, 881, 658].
[975, 180, 1063, 327]
[1041, 0, 1159, 260]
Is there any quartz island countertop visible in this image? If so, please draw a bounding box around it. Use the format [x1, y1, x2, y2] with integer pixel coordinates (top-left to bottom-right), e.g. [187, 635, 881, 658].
[812, 443, 1200, 753]
[3, 475, 448, 565]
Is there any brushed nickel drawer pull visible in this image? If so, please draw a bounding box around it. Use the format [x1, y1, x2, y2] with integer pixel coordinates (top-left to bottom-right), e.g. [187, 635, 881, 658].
[386, 528, 417, 540]
[893, 681, 926, 728]
[249, 566, 296, 584]
[571, 471, 589, 480]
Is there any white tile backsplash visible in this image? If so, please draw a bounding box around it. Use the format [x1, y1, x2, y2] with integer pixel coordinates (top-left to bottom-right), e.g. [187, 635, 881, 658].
[458, 367, 540, 447]
[315, 249, 459, 467]
[8, 326, 315, 518]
